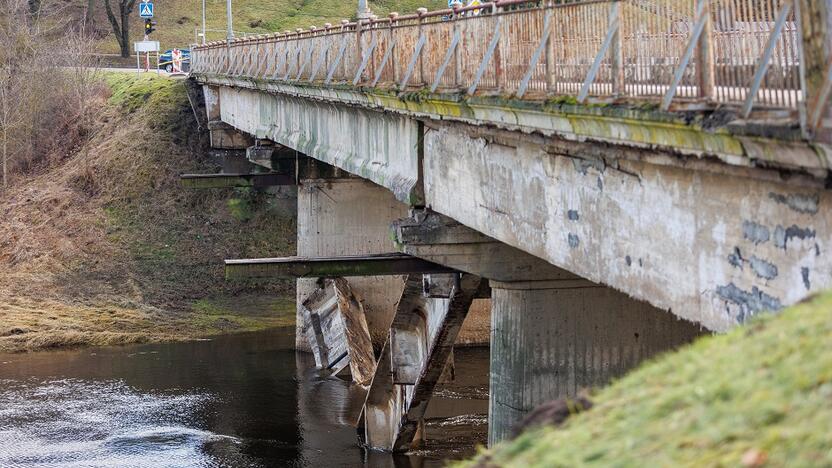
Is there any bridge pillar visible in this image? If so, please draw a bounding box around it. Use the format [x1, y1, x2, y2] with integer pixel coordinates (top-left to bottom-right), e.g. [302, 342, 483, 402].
[296, 178, 409, 352]
[487, 279, 703, 445]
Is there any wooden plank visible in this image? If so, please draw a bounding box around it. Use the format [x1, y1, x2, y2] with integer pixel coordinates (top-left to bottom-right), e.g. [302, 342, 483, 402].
[332, 278, 376, 386]
[225, 253, 455, 280]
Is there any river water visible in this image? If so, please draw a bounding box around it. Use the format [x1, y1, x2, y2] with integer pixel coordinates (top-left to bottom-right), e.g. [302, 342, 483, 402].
[0, 328, 489, 467]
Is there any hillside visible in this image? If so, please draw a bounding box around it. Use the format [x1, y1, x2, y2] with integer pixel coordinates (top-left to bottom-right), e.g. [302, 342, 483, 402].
[0, 73, 297, 353]
[460, 293, 832, 467]
[83, 0, 447, 55]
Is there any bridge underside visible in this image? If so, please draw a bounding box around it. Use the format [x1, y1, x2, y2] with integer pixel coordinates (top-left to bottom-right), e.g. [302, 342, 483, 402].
[204, 81, 831, 332]
[190, 0, 832, 449]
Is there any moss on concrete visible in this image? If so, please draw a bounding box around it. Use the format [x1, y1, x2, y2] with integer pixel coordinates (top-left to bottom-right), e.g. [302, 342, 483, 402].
[459, 292, 832, 467]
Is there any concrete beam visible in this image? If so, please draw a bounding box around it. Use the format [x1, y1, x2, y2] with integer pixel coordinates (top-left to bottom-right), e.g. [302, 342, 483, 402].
[424, 123, 832, 331]
[332, 278, 376, 386]
[195, 76, 831, 175]
[299, 278, 376, 385]
[300, 281, 350, 375]
[363, 273, 485, 451]
[215, 86, 423, 204]
[392, 210, 575, 283]
[179, 172, 295, 188]
[225, 253, 455, 280]
[423, 273, 491, 298]
[207, 120, 253, 150]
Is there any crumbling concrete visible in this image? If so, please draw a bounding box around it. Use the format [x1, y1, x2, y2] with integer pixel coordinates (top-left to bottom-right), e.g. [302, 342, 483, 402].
[424, 124, 832, 331]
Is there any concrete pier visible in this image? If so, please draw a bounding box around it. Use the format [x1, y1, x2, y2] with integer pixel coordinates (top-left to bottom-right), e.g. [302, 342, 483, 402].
[296, 179, 409, 351]
[488, 279, 704, 445]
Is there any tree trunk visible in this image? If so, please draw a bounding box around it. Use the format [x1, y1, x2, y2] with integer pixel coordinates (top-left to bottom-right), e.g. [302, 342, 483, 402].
[2, 129, 7, 189]
[85, 0, 95, 27]
[120, 11, 130, 57]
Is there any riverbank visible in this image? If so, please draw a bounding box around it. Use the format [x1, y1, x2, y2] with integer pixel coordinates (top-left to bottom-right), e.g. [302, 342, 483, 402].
[0, 73, 297, 353]
[460, 292, 832, 467]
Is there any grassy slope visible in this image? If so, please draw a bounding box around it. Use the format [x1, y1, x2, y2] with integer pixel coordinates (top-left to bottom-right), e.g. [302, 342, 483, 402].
[0, 73, 296, 353]
[88, 0, 447, 54]
[461, 293, 832, 467]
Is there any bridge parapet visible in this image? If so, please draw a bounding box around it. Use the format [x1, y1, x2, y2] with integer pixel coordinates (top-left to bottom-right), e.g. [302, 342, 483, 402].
[192, 0, 830, 138]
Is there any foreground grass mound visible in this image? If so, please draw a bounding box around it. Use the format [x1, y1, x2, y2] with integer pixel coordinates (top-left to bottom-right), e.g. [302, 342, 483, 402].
[462, 293, 832, 467]
[0, 73, 296, 353]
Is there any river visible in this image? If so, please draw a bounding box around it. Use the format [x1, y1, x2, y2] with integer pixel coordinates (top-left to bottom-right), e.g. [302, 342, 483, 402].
[0, 328, 489, 467]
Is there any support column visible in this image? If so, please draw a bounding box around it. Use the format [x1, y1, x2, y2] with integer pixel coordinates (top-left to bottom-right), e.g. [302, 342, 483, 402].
[296, 179, 409, 351]
[488, 279, 703, 445]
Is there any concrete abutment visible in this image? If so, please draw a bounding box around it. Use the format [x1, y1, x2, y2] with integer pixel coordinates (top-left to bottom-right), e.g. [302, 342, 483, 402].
[487, 279, 704, 445]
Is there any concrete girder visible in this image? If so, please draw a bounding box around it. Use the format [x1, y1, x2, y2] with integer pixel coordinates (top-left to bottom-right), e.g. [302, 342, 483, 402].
[195, 77, 831, 176]
[392, 209, 576, 283]
[207, 120, 253, 150]
[246, 144, 352, 180]
[300, 278, 376, 386]
[363, 273, 486, 452]
[215, 86, 423, 204]
[424, 123, 832, 331]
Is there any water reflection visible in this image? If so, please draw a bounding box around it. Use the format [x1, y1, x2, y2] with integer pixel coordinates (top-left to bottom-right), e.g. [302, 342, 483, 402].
[0, 329, 487, 467]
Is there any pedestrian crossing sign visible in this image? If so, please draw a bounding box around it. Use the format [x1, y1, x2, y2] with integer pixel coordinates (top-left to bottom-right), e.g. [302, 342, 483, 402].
[139, 2, 154, 18]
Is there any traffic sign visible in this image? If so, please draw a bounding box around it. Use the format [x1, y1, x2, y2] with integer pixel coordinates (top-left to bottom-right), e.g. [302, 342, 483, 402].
[139, 2, 154, 18]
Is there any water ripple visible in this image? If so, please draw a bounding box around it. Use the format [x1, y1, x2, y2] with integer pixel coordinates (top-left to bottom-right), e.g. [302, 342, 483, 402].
[0, 379, 237, 468]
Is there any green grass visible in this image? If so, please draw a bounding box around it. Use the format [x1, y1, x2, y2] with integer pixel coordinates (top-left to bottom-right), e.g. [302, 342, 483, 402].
[103, 73, 184, 113]
[460, 292, 832, 467]
[90, 0, 448, 54]
[191, 294, 297, 330]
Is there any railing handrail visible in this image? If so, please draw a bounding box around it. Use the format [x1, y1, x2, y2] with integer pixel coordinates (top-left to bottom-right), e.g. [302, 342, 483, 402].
[190, 0, 829, 133]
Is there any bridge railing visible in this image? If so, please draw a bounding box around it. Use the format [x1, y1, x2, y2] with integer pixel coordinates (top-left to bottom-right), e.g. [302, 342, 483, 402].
[191, 0, 807, 116]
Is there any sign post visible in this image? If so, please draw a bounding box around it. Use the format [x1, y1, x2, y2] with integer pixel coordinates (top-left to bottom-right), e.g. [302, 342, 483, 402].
[134, 40, 161, 74]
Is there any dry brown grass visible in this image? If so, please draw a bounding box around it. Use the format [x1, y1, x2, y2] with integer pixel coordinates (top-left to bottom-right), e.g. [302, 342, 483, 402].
[0, 73, 296, 353]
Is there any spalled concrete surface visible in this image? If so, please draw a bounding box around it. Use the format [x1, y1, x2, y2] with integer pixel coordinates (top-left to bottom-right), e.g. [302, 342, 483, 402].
[488, 280, 703, 445]
[424, 124, 832, 332]
[217, 86, 422, 204]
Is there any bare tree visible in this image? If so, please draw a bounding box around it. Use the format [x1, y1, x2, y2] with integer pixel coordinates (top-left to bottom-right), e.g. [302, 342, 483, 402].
[85, 0, 95, 26]
[103, 0, 137, 58]
[0, 0, 99, 190]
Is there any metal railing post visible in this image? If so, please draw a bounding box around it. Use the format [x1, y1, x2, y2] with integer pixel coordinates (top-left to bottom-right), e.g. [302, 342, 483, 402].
[493, 2, 502, 92]
[453, 8, 462, 88]
[417, 8, 428, 85]
[354, 20, 361, 83]
[544, 5, 556, 93]
[798, 0, 832, 140]
[390, 13, 399, 84]
[611, 0, 624, 96]
[695, 0, 715, 100]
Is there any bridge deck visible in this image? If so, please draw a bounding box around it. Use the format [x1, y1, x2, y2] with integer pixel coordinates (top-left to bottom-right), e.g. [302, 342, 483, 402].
[191, 0, 828, 130]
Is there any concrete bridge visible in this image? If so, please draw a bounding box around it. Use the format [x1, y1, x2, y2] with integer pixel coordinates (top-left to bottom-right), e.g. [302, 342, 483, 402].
[188, 0, 832, 450]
